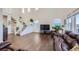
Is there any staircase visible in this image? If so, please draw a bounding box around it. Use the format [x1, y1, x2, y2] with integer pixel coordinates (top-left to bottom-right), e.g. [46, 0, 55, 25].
[12, 17, 39, 36]
[16, 20, 27, 36]
[12, 17, 27, 36]
[20, 24, 34, 36]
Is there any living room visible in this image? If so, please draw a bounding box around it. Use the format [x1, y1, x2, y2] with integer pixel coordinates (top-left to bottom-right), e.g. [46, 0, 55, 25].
[0, 8, 79, 51]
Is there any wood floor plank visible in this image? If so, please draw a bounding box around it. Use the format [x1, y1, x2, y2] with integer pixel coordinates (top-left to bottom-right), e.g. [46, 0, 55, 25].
[8, 33, 53, 51]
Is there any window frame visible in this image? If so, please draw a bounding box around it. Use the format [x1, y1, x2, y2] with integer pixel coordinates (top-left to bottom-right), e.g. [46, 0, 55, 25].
[65, 12, 79, 34]
[66, 17, 72, 31]
[75, 13, 79, 33]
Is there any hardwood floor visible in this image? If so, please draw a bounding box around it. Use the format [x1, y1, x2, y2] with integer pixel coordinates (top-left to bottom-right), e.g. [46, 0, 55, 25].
[8, 33, 53, 51]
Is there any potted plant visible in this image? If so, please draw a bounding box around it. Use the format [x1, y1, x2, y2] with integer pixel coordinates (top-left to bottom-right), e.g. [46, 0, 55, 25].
[52, 25, 64, 33]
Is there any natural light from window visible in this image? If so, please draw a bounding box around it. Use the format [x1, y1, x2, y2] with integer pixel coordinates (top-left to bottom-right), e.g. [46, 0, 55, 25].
[76, 14, 79, 33]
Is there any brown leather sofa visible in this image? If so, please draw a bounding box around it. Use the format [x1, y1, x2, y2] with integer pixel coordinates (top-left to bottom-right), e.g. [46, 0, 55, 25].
[62, 34, 78, 49]
[66, 32, 79, 44]
[51, 31, 78, 51]
[0, 41, 14, 51]
[53, 35, 69, 51]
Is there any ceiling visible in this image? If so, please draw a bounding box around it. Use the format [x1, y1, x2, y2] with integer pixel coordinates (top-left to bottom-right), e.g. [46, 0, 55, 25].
[23, 8, 76, 19]
[2, 8, 77, 24]
[2, 8, 76, 19]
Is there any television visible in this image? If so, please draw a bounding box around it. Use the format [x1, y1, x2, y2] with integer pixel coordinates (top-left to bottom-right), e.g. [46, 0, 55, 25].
[40, 24, 50, 31]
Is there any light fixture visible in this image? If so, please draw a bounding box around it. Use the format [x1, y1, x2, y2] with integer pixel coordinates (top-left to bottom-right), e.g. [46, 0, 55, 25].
[28, 8, 30, 13]
[22, 8, 24, 14]
[35, 8, 39, 11]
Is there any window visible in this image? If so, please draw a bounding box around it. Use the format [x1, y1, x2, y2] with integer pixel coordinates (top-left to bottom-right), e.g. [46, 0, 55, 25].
[65, 10, 79, 34]
[66, 17, 72, 31]
[68, 18, 72, 31]
[66, 19, 69, 30]
[75, 14, 79, 33]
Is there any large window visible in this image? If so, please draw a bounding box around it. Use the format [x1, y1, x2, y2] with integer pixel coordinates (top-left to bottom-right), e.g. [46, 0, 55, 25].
[66, 19, 69, 30]
[66, 17, 72, 31]
[65, 11, 79, 34]
[75, 14, 79, 33]
[68, 18, 72, 31]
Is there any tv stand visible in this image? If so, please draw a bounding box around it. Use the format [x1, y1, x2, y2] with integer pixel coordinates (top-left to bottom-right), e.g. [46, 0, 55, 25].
[40, 30, 50, 34]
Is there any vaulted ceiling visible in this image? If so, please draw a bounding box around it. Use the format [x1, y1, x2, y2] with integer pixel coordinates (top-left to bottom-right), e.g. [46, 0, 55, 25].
[24, 8, 76, 19]
[23, 8, 76, 24]
[2, 8, 76, 19]
[2, 8, 77, 24]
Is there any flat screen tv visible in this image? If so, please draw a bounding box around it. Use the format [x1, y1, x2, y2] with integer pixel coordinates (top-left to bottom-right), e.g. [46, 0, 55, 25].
[40, 24, 50, 31]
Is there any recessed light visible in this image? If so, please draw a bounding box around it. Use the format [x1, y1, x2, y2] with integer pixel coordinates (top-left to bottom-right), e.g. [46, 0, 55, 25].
[35, 8, 39, 11]
[28, 8, 30, 13]
[22, 8, 24, 13]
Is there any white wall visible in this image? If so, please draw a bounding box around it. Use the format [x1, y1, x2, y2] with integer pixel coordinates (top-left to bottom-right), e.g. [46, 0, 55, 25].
[2, 8, 76, 25]
[8, 15, 13, 34]
[2, 8, 23, 35]
[33, 23, 40, 32]
[23, 8, 76, 24]
[23, 8, 76, 32]
[1, 8, 76, 36]
[0, 9, 3, 43]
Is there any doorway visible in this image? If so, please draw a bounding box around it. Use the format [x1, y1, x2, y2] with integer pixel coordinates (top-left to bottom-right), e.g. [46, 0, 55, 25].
[11, 17, 16, 35]
[3, 15, 8, 41]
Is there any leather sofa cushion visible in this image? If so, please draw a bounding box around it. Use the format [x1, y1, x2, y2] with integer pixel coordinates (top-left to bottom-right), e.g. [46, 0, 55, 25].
[0, 42, 11, 49]
[69, 33, 77, 39]
[54, 35, 69, 51]
[65, 31, 72, 35]
[61, 43, 69, 51]
[59, 36, 69, 51]
[63, 34, 74, 43]
[76, 35, 79, 40]
[70, 43, 79, 51]
[63, 34, 78, 49]
[71, 40, 78, 48]
[54, 36, 62, 51]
